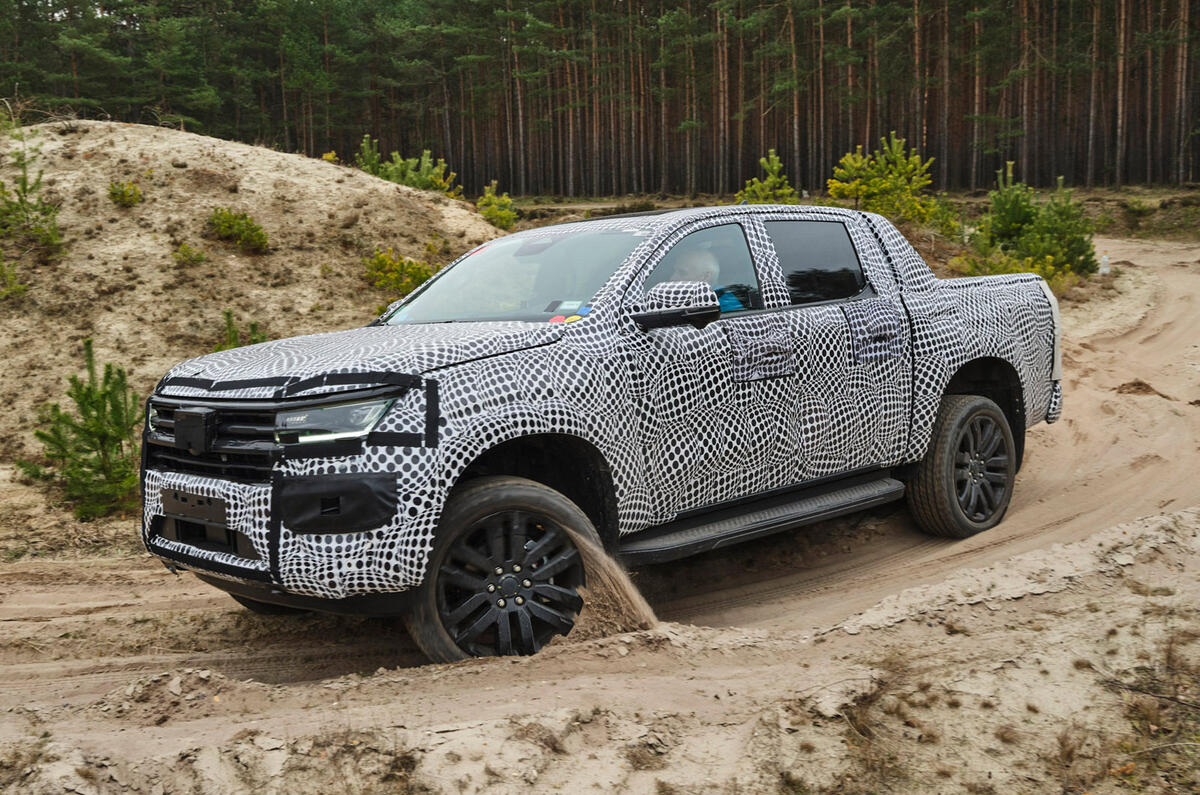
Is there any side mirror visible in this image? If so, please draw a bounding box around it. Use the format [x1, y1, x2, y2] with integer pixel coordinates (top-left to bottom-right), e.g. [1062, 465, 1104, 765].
[631, 281, 722, 331]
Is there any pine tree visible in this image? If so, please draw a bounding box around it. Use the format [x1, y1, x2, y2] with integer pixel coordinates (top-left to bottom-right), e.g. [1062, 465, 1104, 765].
[24, 339, 143, 520]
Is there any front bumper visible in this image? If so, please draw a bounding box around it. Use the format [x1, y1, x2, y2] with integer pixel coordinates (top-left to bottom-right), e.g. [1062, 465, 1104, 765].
[140, 378, 443, 600]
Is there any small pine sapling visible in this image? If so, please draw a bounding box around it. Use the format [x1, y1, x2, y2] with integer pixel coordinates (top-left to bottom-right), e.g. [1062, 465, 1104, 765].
[476, 181, 517, 230]
[206, 207, 269, 254]
[25, 339, 143, 520]
[0, 130, 63, 259]
[826, 132, 934, 222]
[0, 255, 27, 300]
[736, 150, 800, 205]
[108, 180, 144, 207]
[171, 242, 207, 267]
[213, 309, 268, 351]
[363, 248, 433, 297]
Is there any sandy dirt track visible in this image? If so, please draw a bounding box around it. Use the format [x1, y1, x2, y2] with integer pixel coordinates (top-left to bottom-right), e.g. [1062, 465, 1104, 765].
[1, 237, 1198, 792]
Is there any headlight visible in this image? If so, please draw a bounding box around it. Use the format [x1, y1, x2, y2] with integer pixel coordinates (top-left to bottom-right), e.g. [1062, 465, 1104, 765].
[274, 398, 393, 444]
[147, 404, 161, 431]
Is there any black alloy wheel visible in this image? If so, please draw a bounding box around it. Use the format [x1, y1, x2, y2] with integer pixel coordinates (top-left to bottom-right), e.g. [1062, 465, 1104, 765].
[405, 476, 595, 662]
[437, 510, 585, 657]
[907, 394, 1017, 538]
[953, 412, 1011, 523]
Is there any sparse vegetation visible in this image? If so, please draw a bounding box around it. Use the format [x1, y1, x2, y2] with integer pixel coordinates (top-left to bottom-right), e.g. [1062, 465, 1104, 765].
[0, 255, 27, 300]
[476, 180, 516, 230]
[213, 309, 268, 351]
[206, 207, 269, 254]
[171, 242, 207, 267]
[736, 149, 800, 205]
[0, 130, 62, 259]
[107, 180, 143, 207]
[17, 339, 142, 520]
[353, 136, 463, 198]
[422, 233, 452, 266]
[363, 247, 433, 298]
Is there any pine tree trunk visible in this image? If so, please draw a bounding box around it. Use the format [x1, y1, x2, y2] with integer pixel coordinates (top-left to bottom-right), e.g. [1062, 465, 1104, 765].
[788, 8, 801, 189]
[940, 0, 950, 189]
[1176, 0, 1190, 184]
[1115, 0, 1128, 187]
[912, 0, 922, 148]
[1087, 0, 1100, 187]
[971, 6, 982, 190]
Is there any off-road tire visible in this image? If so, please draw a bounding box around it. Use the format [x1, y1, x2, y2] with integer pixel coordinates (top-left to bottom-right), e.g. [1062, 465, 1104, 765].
[907, 394, 1017, 539]
[230, 594, 309, 615]
[405, 476, 597, 663]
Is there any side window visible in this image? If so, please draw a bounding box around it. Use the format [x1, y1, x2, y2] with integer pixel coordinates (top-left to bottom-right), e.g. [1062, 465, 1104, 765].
[764, 220, 867, 305]
[643, 224, 762, 313]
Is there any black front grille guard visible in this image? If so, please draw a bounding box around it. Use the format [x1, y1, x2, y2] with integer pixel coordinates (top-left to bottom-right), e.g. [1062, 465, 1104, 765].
[142, 372, 440, 583]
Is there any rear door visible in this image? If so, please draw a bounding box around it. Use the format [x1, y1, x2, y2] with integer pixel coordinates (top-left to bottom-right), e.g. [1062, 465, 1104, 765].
[755, 214, 912, 478]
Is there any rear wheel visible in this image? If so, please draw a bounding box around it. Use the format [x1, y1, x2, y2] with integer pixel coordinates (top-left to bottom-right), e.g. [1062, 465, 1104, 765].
[405, 476, 593, 663]
[907, 394, 1017, 539]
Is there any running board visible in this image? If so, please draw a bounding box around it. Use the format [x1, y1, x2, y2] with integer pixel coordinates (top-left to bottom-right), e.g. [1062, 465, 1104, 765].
[618, 476, 905, 566]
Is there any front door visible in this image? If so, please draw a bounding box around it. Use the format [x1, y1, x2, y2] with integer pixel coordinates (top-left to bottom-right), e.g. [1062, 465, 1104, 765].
[623, 221, 795, 524]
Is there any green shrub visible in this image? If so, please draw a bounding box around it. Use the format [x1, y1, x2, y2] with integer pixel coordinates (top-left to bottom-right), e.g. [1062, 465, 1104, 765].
[1120, 198, 1155, 231]
[108, 180, 143, 208]
[0, 131, 62, 258]
[422, 233, 452, 265]
[476, 180, 516, 230]
[364, 248, 433, 297]
[171, 242, 207, 267]
[354, 136, 463, 198]
[930, 195, 967, 242]
[206, 207, 269, 254]
[826, 132, 934, 223]
[949, 250, 1080, 297]
[736, 149, 800, 204]
[0, 256, 27, 300]
[974, 165, 1097, 275]
[213, 309, 268, 351]
[20, 339, 142, 520]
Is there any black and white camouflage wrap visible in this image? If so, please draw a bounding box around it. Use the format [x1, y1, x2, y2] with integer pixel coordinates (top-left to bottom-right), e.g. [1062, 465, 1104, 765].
[143, 206, 1060, 599]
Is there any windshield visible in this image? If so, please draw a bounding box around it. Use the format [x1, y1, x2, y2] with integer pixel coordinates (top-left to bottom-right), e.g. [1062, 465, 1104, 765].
[384, 227, 646, 324]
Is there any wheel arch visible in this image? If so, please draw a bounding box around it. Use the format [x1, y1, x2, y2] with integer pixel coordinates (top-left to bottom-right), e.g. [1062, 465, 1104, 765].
[943, 356, 1027, 469]
[451, 433, 620, 551]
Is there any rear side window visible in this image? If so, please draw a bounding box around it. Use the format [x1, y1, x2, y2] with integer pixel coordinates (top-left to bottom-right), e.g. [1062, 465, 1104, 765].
[764, 220, 866, 305]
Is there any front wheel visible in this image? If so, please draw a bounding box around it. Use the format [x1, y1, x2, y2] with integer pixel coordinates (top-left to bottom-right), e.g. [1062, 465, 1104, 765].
[405, 476, 594, 663]
[907, 394, 1017, 539]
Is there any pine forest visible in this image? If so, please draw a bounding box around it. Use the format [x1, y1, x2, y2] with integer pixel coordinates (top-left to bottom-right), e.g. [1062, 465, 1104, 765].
[0, 0, 1196, 195]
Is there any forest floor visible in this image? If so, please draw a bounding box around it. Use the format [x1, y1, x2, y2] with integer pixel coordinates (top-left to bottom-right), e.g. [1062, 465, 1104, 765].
[1, 124, 1199, 792]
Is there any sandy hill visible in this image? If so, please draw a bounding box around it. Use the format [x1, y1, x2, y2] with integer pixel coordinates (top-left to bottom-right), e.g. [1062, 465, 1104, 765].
[0, 120, 498, 547]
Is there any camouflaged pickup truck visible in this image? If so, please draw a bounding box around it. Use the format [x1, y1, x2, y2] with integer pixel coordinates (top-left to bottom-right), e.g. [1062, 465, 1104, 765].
[141, 205, 1061, 661]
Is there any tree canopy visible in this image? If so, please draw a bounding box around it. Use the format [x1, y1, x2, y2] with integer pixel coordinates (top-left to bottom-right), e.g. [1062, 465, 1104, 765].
[0, 0, 1195, 194]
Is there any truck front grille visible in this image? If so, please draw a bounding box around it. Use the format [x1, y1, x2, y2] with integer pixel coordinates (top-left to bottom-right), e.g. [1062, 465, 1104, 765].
[144, 400, 280, 482]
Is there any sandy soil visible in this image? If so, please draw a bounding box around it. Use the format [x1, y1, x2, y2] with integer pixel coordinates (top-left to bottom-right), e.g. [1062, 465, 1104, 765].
[1, 123, 1199, 791]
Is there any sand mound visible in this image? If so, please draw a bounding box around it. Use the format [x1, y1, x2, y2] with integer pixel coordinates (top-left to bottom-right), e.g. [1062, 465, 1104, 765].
[0, 120, 498, 542]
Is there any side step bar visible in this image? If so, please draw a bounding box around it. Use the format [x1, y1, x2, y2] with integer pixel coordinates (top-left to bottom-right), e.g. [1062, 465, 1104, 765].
[618, 476, 905, 566]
